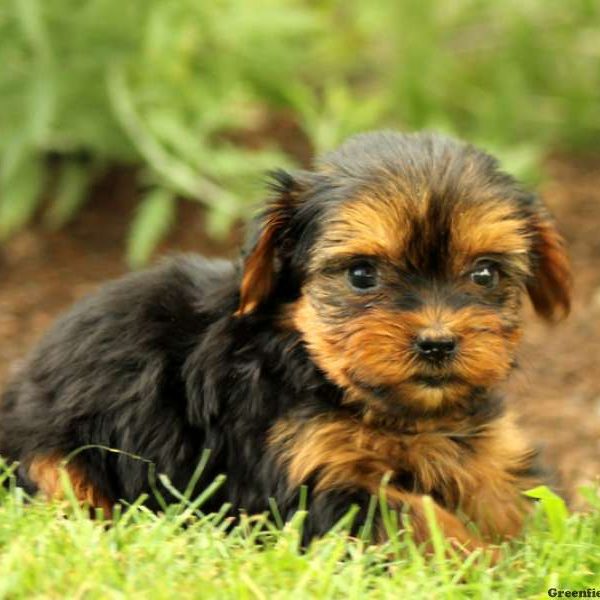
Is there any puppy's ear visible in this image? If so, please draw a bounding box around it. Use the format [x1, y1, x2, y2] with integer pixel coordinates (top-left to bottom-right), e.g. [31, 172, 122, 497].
[235, 170, 303, 317]
[526, 207, 572, 322]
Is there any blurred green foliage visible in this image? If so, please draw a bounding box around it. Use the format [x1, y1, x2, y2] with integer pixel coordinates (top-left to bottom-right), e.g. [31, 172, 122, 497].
[1, 0, 599, 265]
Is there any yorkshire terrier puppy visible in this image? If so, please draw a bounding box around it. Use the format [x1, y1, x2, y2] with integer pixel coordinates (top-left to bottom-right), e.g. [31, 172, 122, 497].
[0, 131, 571, 553]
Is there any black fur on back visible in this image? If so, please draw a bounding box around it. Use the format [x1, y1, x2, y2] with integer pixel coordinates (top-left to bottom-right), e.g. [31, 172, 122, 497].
[0, 255, 341, 520]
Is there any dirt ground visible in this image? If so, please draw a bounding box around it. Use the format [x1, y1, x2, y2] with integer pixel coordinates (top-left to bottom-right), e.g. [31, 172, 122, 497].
[0, 157, 599, 505]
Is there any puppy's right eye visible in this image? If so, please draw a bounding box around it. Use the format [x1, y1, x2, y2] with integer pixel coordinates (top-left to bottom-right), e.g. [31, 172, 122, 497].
[347, 262, 378, 291]
[470, 262, 499, 288]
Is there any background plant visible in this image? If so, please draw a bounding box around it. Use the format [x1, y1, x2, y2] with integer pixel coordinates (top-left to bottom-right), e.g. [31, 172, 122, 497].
[1, 0, 598, 265]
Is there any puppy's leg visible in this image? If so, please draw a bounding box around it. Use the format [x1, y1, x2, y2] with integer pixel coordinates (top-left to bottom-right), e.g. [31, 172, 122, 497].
[458, 414, 542, 541]
[27, 454, 113, 517]
[383, 489, 495, 558]
[290, 486, 493, 558]
[458, 478, 536, 542]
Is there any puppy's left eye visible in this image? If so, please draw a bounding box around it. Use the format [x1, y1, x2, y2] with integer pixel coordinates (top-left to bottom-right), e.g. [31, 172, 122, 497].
[470, 263, 499, 288]
[347, 262, 378, 291]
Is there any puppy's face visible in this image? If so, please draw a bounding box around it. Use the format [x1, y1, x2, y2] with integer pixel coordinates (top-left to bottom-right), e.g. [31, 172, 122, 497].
[237, 132, 571, 414]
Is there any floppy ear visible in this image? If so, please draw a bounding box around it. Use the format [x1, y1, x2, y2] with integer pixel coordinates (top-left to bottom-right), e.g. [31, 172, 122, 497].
[235, 170, 302, 317]
[526, 209, 572, 322]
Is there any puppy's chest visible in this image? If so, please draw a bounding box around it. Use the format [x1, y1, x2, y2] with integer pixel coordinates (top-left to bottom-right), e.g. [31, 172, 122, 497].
[356, 428, 484, 498]
[272, 416, 519, 509]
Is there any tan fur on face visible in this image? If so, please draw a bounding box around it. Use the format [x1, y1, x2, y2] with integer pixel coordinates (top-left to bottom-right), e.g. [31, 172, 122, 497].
[312, 193, 532, 277]
[450, 203, 531, 261]
[281, 186, 534, 414]
[28, 454, 112, 517]
[314, 193, 413, 267]
[291, 297, 521, 410]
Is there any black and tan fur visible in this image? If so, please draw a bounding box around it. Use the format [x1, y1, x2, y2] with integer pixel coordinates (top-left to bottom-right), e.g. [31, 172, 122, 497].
[0, 131, 571, 554]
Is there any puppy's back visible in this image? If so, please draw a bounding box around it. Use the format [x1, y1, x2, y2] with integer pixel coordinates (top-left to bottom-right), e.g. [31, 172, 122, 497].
[0, 255, 237, 466]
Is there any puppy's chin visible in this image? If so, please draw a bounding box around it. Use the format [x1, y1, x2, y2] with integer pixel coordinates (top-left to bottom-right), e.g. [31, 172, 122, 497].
[398, 381, 471, 411]
[345, 352, 517, 415]
[347, 376, 474, 414]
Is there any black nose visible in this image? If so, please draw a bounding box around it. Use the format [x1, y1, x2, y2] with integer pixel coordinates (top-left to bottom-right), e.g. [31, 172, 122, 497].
[416, 337, 457, 363]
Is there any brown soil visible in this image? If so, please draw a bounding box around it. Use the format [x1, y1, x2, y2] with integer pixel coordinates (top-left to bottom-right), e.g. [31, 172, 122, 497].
[0, 157, 599, 505]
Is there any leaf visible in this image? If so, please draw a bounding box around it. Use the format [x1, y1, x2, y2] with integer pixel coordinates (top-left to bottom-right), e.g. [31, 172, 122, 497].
[44, 161, 92, 229]
[15, 0, 56, 145]
[127, 188, 176, 268]
[14, 0, 50, 57]
[0, 157, 44, 240]
[107, 65, 239, 216]
[1, 139, 30, 185]
[205, 204, 236, 238]
[27, 72, 56, 146]
[524, 485, 569, 540]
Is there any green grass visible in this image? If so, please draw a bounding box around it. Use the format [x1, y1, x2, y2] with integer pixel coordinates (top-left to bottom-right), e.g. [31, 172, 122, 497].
[1, 463, 599, 599]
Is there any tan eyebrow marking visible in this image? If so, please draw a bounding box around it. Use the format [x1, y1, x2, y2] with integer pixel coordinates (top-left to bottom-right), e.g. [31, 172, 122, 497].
[451, 203, 531, 259]
[313, 193, 413, 268]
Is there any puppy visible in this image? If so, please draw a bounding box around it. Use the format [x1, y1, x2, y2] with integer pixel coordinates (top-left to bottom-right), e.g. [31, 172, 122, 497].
[0, 131, 571, 553]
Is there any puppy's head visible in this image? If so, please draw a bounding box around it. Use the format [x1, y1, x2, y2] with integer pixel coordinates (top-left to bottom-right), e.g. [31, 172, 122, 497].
[237, 132, 571, 414]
